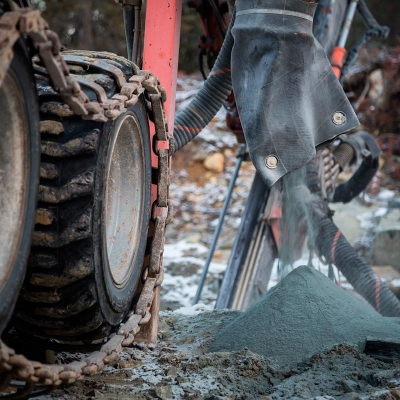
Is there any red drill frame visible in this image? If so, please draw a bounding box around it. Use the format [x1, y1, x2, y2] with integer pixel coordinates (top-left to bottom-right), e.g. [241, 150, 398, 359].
[143, 0, 182, 207]
[133, 1, 182, 342]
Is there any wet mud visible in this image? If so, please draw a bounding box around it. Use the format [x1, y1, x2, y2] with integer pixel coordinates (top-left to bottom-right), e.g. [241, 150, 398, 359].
[45, 305, 400, 400]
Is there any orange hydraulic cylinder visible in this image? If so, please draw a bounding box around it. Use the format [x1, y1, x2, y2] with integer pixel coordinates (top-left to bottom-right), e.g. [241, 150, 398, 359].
[330, 46, 347, 80]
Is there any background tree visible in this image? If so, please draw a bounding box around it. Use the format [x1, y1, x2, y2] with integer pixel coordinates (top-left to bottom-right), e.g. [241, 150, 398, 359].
[31, 0, 202, 73]
[31, 0, 398, 74]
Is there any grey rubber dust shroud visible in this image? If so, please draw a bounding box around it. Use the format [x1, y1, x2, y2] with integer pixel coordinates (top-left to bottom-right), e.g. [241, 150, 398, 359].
[231, 0, 359, 187]
[174, 0, 360, 188]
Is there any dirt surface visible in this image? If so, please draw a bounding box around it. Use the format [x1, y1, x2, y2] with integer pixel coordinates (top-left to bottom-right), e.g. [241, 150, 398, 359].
[44, 305, 400, 400]
[43, 269, 400, 400]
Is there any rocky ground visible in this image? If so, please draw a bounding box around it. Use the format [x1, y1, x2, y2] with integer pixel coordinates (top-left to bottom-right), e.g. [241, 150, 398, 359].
[47, 307, 400, 400]
[39, 75, 400, 399]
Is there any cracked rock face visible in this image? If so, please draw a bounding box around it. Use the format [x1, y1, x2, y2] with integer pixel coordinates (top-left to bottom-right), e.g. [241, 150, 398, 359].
[210, 265, 400, 366]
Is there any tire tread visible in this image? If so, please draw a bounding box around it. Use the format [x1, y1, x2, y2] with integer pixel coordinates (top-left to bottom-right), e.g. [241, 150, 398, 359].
[14, 51, 149, 342]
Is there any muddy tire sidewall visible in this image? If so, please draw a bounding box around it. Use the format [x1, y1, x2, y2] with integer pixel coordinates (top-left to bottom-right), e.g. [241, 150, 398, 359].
[0, 39, 39, 335]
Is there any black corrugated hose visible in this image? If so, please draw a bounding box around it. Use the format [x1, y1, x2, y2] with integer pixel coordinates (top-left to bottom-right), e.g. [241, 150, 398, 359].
[315, 216, 400, 317]
[303, 162, 400, 317]
[332, 157, 379, 203]
[173, 8, 235, 152]
[333, 131, 381, 203]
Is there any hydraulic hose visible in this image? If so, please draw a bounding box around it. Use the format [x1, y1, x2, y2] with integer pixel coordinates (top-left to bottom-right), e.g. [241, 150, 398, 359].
[340, 0, 389, 80]
[332, 157, 378, 203]
[173, 8, 235, 152]
[123, 6, 134, 61]
[357, 0, 382, 29]
[315, 216, 400, 317]
[333, 131, 381, 203]
[293, 162, 400, 318]
[333, 142, 355, 170]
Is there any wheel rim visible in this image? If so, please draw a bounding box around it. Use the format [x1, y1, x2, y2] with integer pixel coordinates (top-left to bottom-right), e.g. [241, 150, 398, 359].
[103, 113, 146, 287]
[0, 71, 28, 290]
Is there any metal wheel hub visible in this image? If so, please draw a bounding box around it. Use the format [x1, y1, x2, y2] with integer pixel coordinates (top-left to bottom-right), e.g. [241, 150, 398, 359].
[103, 112, 146, 287]
[0, 71, 28, 290]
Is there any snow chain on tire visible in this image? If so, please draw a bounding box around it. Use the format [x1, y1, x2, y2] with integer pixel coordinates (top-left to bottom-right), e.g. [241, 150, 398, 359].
[0, 4, 172, 394]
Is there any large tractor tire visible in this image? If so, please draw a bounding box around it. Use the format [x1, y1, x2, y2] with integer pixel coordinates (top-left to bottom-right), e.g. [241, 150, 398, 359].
[13, 51, 152, 344]
[0, 17, 40, 335]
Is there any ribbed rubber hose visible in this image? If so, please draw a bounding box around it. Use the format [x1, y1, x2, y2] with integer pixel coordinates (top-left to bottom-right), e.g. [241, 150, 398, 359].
[302, 160, 400, 317]
[332, 158, 379, 203]
[173, 8, 235, 152]
[315, 217, 400, 317]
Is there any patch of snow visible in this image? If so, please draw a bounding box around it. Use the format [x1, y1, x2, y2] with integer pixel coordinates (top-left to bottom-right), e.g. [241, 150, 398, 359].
[162, 273, 197, 307]
[165, 255, 203, 266]
[208, 261, 226, 274]
[174, 303, 213, 315]
[374, 207, 388, 218]
[164, 240, 208, 259]
[390, 279, 400, 287]
[377, 189, 395, 201]
[357, 211, 375, 228]
[210, 218, 219, 227]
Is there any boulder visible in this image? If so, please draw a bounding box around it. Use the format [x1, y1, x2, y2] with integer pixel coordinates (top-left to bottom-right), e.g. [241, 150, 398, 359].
[203, 153, 224, 173]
